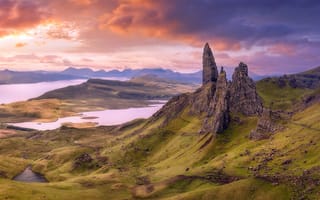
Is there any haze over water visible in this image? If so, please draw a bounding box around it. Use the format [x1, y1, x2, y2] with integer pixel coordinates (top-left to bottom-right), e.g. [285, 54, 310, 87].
[0, 79, 85, 104]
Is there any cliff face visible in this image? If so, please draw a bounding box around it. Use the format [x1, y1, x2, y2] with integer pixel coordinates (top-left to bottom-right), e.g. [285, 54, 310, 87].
[229, 62, 263, 116]
[202, 68, 230, 134]
[152, 43, 263, 135]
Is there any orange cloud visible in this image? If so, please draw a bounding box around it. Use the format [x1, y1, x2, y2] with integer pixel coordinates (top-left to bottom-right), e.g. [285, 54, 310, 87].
[69, 0, 96, 6]
[15, 42, 27, 48]
[45, 22, 79, 40]
[100, 0, 241, 51]
[0, 0, 48, 38]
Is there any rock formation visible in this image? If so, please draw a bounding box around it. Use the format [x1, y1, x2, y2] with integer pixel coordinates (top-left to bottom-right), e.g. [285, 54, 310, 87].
[229, 62, 263, 116]
[72, 153, 94, 170]
[152, 43, 263, 135]
[202, 43, 219, 84]
[250, 109, 281, 140]
[202, 68, 230, 133]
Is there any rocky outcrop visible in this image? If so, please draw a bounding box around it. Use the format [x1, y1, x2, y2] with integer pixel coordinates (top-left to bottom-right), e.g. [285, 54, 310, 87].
[202, 43, 219, 84]
[229, 62, 263, 116]
[73, 153, 95, 170]
[150, 93, 190, 125]
[189, 82, 216, 115]
[151, 43, 263, 135]
[249, 109, 281, 140]
[202, 68, 230, 133]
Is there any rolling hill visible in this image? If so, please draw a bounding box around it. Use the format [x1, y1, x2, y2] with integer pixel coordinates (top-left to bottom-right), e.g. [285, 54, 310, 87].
[0, 76, 198, 123]
[0, 44, 319, 199]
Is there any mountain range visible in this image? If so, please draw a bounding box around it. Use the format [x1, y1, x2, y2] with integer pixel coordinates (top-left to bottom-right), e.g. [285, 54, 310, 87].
[0, 66, 267, 85]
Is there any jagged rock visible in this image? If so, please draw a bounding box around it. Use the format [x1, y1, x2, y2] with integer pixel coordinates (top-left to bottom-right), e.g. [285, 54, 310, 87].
[202, 43, 218, 84]
[189, 82, 216, 115]
[150, 93, 190, 126]
[151, 44, 264, 135]
[249, 109, 281, 140]
[73, 153, 94, 170]
[229, 62, 263, 116]
[202, 68, 230, 133]
[151, 82, 216, 127]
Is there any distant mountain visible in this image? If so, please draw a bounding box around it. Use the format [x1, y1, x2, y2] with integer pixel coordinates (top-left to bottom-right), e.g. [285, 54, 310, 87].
[0, 69, 81, 84]
[62, 67, 202, 84]
[62, 67, 265, 83]
[0, 67, 203, 84]
[0, 66, 281, 85]
[61, 67, 100, 77]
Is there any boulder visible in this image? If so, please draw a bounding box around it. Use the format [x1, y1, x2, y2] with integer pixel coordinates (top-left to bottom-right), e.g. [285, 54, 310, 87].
[250, 109, 281, 140]
[73, 153, 94, 170]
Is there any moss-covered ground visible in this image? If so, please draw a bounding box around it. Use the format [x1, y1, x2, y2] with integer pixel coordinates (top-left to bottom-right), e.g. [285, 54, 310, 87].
[0, 80, 319, 199]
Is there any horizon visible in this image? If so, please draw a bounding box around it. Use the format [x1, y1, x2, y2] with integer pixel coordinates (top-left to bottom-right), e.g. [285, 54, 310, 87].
[1, 64, 314, 77]
[0, 0, 319, 75]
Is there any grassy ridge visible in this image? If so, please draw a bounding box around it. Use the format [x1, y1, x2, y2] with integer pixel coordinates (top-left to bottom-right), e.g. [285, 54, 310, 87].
[256, 78, 313, 110]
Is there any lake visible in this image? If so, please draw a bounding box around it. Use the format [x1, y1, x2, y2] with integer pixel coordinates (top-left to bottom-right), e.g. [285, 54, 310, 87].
[1, 79, 165, 131]
[0, 79, 86, 104]
[13, 166, 48, 183]
[0, 77, 128, 104]
[9, 103, 164, 131]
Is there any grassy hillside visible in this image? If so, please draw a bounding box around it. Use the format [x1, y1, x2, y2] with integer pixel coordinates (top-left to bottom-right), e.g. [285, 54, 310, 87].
[256, 65, 320, 110]
[0, 67, 319, 199]
[256, 79, 313, 110]
[0, 94, 319, 199]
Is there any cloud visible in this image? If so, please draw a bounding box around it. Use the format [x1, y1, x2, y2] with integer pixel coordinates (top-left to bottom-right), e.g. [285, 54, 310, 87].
[45, 22, 79, 40]
[0, 0, 48, 37]
[1, 0, 320, 74]
[101, 0, 320, 50]
[15, 42, 27, 48]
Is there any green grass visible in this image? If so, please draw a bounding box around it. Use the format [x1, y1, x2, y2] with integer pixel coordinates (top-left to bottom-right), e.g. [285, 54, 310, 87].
[159, 178, 290, 200]
[0, 179, 131, 200]
[0, 87, 320, 199]
[256, 78, 313, 110]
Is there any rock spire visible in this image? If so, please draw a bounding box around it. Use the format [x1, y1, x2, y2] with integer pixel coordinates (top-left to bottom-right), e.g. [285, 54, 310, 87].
[151, 43, 264, 135]
[202, 43, 218, 84]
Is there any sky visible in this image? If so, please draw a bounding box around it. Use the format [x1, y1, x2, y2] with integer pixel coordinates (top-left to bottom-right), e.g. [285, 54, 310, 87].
[0, 0, 319, 75]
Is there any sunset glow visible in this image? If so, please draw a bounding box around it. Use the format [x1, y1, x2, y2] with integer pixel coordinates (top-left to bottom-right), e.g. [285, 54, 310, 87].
[0, 0, 319, 74]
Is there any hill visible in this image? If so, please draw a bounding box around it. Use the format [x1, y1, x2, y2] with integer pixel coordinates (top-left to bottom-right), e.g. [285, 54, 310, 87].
[256, 66, 320, 110]
[0, 69, 81, 84]
[0, 76, 198, 123]
[0, 43, 319, 199]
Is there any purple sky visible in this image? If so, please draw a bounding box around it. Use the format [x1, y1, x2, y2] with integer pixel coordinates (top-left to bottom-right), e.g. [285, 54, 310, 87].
[0, 0, 319, 75]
